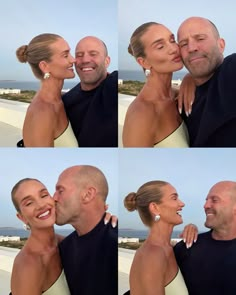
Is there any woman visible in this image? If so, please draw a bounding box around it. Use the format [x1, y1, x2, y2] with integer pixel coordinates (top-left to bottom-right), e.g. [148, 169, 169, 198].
[123, 22, 190, 147]
[124, 180, 189, 294]
[10, 177, 115, 294]
[16, 33, 78, 147]
[10, 178, 70, 294]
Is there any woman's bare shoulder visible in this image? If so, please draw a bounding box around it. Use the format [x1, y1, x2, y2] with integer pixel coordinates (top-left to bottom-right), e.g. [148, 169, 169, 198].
[27, 98, 56, 117]
[130, 244, 167, 294]
[13, 248, 43, 272]
[11, 249, 44, 294]
[127, 95, 155, 114]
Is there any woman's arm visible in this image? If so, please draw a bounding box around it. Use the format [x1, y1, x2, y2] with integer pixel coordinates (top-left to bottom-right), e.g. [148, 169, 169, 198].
[130, 247, 166, 295]
[179, 223, 198, 248]
[177, 74, 196, 116]
[11, 254, 44, 295]
[23, 103, 55, 147]
[122, 102, 154, 147]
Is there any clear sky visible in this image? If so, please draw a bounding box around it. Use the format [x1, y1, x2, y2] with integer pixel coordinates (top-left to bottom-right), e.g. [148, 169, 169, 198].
[0, 148, 118, 229]
[119, 0, 236, 71]
[0, 0, 117, 81]
[119, 149, 236, 232]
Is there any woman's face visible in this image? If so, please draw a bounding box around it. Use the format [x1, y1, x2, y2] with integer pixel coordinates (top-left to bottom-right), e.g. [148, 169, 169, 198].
[47, 38, 76, 80]
[158, 184, 185, 226]
[139, 24, 183, 73]
[16, 180, 56, 229]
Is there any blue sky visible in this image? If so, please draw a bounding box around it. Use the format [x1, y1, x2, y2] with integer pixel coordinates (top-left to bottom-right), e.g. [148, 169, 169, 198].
[119, 149, 236, 232]
[0, 149, 118, 229]
[119, 0, 236, 71]
[1, 149, 236, 232]
[0, 0, 117, 81]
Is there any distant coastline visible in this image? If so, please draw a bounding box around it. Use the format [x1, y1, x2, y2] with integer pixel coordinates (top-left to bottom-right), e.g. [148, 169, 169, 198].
[0, 80, 78, 91]
[119, 228, 182, 239]
[0, 227, 74, 239]
[119, 69, 188, 82]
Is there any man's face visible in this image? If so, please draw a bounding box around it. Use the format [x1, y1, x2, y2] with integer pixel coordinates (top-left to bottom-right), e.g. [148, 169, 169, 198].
[53, 172, 82, 226]
[75, 37, 110, 90]
[204, 183, 235, 231]
[177, 18, 224, 84]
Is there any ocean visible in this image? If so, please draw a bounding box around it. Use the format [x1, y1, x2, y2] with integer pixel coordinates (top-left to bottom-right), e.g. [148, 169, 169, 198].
[119, 69, 188, 82]
[0, 228, 74, 239]
[119, 229, 182, 240]
[0, 80, 79, 91]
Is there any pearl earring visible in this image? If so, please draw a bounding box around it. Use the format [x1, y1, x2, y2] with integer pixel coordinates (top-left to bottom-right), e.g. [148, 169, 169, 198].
[44, 72, 50, 79]
[154, 214, 160, 222]
[145, 69, 151, 77]
[23, 223, 31, 231]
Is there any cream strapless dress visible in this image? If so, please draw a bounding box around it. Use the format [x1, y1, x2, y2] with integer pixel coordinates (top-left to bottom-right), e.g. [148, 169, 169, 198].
[154, 121, 189, 148]
[165, 269, 189, 295]
[43, 270, 70, 295]
[54, 121, 78, 147]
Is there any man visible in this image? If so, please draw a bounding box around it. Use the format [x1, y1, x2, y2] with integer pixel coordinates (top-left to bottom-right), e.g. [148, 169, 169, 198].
[62, 36, 118, 147]
[53, 165, 118, 295]
[177, 17, 236, 147]
[174, 181, 236, 295]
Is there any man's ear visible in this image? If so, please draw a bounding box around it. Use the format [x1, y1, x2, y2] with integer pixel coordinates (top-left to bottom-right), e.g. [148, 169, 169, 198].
[105, 56, 111, 68]
[218, 38, 225, 54]
[82, 187, 96, 204]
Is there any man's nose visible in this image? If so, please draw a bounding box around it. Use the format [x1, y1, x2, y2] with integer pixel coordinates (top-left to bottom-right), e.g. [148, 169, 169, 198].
[53, 192, 58, 201]
[79, 52, 91, 63]
[187, 40, 198, 52]
[204, 200, 210, 209]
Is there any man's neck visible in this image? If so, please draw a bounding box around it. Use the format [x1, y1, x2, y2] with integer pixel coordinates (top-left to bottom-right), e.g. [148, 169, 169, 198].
[211, 227, 236, 240]
[80, 73, 108, 91]
[72, 211, 105, 236]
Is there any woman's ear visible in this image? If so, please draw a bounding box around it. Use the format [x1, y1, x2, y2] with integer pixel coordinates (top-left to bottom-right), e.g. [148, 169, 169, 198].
[39, 60, 49, 74]
[148, 202, 160, 216]
[16, 212, 27, 224]
[136, 57, 151, 70]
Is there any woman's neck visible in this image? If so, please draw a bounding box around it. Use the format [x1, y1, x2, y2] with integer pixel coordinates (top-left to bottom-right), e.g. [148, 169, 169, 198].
[38, 78, 64, 102]
[147, 222, 174, 247]
[27, 226, 57, 252]
[141, 72, 174, 103]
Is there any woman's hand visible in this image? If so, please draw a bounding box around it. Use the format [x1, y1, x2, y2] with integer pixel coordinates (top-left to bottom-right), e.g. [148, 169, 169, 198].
[177, 74, 196, 116]
[179, 223, 198, 248]
[104, 206, 118, 227]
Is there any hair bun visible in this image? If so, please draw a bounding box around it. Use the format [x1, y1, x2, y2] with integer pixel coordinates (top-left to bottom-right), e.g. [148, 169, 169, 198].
[127, 44, 134, 56]
[124, 192, 137, 212]
[16, 45, 28, 63]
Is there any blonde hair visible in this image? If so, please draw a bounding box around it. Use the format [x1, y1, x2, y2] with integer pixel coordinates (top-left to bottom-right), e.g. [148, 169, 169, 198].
[124, 180, 168, 226]
[128, 22, 160, 58]
[16, 33, 62, 79]
[11, 178, 42, 212]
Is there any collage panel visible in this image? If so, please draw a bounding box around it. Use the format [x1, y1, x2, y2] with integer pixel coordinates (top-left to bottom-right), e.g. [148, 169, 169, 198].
[118, 148, 236, 295]
[0, 0, 118, 148]
[0, 148, 118, 294]
[118, 0, 236, 148]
